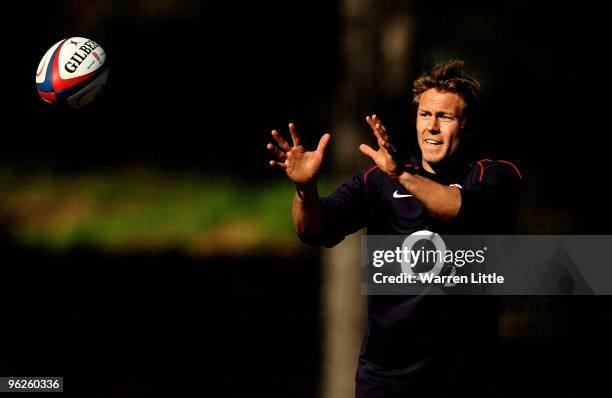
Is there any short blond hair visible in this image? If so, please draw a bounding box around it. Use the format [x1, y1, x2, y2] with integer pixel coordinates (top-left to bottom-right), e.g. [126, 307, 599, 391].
[412, 60, 482, 128]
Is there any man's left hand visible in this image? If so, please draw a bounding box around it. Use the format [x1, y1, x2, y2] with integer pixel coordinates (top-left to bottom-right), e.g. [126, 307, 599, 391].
[359, 114, 403, 178]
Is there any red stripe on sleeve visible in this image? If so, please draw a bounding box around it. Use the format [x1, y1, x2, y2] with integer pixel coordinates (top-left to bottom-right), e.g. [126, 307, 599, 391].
[363, 165, 378, 183]
[477, 159, 522, 182]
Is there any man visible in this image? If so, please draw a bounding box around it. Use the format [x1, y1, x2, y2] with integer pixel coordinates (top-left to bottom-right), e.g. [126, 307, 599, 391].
[267, 60, 521, 397]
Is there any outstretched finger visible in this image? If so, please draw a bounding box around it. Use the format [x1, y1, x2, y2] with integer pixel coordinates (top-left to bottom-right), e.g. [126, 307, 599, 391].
[359, 144, 378, 160]
[288, 123, 301, 147]
[365, 115, 383, 142]
[371, 115, 389, 141]
[267, 143, 287, 161]
[271, 130, 291, 152]
[316, 133, 331, 154]
[269, 160, 287, 169]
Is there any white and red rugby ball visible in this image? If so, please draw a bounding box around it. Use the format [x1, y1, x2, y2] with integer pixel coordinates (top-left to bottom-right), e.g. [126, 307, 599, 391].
[36, 37, 108, 108]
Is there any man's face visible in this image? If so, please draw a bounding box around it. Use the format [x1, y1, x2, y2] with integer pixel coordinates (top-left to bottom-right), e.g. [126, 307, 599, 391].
[416, 88, 466, 172]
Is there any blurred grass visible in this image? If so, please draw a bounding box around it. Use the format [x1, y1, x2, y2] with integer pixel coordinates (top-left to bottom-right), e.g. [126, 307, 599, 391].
[0, 167, 336, 256]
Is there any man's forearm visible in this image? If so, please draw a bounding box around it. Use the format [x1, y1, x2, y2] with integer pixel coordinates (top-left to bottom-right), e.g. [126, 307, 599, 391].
[292, 181, 325, 238]
[398, 172, 462, 221]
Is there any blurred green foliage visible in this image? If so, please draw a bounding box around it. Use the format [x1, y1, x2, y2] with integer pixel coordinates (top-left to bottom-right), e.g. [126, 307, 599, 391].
[0, 167, 337, 256]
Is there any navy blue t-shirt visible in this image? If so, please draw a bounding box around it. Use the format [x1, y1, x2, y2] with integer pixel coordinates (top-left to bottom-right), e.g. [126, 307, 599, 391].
[301, 155, 522, 397]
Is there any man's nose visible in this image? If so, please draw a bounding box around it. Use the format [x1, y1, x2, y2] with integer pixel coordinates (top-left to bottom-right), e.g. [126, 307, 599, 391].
[426, 117, 440, 133]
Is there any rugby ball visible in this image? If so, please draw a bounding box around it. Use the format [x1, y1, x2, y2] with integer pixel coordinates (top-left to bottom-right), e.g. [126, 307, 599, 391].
[36, 37, 108, 109]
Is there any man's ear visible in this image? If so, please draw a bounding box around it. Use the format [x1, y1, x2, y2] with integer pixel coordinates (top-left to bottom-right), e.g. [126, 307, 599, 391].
[460, 119, 474, 142]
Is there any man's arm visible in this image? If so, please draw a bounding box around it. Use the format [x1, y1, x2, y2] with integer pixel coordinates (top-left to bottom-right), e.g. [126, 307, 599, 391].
[292, 181, 325, 240]
[398, 172, 461, 221]
[267, 123, 331, 241]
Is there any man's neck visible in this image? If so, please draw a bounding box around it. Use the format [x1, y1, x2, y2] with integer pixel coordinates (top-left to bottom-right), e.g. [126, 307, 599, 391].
[422, 155, 468, 178]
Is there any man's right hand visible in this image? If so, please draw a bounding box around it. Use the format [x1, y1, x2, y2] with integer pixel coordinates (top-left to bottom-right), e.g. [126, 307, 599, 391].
[267, 123, 331, 186]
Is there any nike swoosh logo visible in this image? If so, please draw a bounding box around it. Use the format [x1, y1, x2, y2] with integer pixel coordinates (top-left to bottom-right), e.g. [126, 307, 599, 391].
[393, 190, 413, 198]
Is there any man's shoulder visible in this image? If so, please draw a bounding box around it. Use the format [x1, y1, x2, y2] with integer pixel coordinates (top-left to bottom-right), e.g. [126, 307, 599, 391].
[362, 164, 380, 184]
[472, 159, 523, 183]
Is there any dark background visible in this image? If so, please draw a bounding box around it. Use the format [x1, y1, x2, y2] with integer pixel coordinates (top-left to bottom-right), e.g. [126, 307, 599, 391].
[1, 0, 610, 396]
[5, 1, 609, 230]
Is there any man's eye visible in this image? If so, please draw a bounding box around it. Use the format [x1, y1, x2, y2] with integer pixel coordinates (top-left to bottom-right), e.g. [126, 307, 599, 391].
[419, 112, 430, 117]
